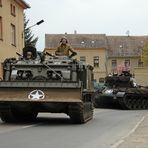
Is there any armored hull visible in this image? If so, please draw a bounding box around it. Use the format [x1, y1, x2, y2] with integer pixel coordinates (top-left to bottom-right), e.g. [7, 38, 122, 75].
[0, 47, 94, 123]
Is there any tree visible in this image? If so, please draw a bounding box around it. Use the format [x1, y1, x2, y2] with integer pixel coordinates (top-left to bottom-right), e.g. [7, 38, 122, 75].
[24, 13, 38, 47]
[141, 40, 148, 66]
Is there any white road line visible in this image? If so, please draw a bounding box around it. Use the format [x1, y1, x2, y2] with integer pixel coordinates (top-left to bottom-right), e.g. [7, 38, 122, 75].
[110, 115, 148, 148]
[22, 122, 43, 129]
[0, 123, 42, 134]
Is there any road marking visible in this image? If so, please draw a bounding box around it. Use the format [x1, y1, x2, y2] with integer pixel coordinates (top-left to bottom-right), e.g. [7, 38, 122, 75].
[110, 115, 148, 148]
[22, 123, 42, 129]
[0, 123, 42, 134]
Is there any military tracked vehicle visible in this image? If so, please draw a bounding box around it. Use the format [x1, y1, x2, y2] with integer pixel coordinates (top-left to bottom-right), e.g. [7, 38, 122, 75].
[0, 46, 94, 123]
[93, 71, 148, 109]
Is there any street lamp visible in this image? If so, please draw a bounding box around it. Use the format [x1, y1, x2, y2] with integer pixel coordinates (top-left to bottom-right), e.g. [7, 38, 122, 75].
[22, 19, 44, 47]
[26, 19, 44, 30]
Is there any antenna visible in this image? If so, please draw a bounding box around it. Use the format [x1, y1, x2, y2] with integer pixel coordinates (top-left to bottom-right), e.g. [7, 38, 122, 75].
[126, 30, 130, 37]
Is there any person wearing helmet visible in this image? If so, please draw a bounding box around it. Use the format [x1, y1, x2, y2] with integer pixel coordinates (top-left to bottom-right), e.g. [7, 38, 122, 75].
[55, 37, 77, 58]
[26, 51, 33, 60]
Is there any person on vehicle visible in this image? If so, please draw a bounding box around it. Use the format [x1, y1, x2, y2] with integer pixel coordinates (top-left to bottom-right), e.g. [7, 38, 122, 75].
[22, 46, 37, 61]
[26, 51, 33, 60]
[55, 37, 77, 58]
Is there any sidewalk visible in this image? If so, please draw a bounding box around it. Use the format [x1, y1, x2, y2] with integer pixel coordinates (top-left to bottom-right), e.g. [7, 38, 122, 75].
[118, 116, 148, 148]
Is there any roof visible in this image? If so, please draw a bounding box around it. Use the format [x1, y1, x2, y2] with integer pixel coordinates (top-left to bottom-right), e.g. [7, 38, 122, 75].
[15, 0, 30, 9]
[107, 36, 148, 57]
[45, 34, 148, 57]
[45, 34, 108, 49]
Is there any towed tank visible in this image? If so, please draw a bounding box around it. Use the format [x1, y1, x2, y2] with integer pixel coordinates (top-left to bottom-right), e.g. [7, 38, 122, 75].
[93, 71, 148, 109]
[0, 46, 94, 123]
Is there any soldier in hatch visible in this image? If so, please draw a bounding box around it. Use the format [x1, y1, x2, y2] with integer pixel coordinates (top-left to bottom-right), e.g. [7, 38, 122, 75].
[55, 37, 77, 58]
[26, 51, 33, 60]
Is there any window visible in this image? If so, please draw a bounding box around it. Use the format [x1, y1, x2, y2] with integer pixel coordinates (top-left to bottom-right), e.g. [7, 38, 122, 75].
[11, 24, 16, 46]
[112, 60, 117, 68]
[10, 4, 16, 16]
[124, 59, 130, 71]
[80, 56, 86, 63]
[138, 59, 143, 67]
[124, 59, 130, 67]
[93, 56, 99, 67]
[111, 60, 117, 73]
[0, 0, 2, 7]
[0, 17, 2, 40]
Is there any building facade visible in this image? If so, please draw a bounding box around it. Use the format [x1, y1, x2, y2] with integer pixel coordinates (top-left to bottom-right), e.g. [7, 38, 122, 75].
[0, 0, 29, 63]
[44, 34, 148, 84]
[106, 36, 148, 74]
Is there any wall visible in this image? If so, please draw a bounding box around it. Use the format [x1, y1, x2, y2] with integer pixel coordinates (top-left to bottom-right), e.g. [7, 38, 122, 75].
[0, 0, 24, 63]
[134, 67, 148, 86]
[76, 48, 107, 81]
[107, 57, 140, 74]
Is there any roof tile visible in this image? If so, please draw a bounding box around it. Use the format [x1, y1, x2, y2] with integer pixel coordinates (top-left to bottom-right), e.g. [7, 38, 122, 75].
[45, 34, 108, 49]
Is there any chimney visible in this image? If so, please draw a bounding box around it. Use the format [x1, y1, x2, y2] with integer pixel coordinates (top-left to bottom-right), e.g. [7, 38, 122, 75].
[74, 30, 77, 34]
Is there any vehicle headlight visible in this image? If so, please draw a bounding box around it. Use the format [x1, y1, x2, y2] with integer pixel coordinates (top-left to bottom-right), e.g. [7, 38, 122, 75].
[105, 89, 113, 94]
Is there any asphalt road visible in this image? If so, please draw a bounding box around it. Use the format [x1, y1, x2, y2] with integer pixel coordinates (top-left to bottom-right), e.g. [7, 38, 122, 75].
[0, 109, 148, 148]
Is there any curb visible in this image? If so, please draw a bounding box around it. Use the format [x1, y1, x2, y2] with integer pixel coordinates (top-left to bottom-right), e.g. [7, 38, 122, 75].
[110, 115, 148, 148]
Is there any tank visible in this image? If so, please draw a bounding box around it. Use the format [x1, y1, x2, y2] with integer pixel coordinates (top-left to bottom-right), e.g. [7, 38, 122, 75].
[93, 71, 148, 109]
[0, 46, 94, 123]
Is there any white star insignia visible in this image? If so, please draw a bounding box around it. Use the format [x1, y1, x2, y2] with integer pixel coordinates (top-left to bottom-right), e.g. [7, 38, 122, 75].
[28, 90, 45, 100]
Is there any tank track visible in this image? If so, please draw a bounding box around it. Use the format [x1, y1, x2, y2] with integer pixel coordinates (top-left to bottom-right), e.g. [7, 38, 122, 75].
[0, 109, 38, 123]
[68, 102, 93, 124]
[0, 109, 15, 123]
[119, 89, 148, 110]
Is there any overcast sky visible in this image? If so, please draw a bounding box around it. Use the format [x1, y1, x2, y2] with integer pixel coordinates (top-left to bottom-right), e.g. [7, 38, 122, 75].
[25, 0, 148, 51]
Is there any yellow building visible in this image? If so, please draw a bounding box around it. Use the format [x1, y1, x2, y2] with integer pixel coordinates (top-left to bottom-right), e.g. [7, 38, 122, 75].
[44, 34, 108, 82]
[0, 0, 30, 63]
[141, 40, 148, 66]
[134, 67, 148, 86]
[106, 36, 148, 74]
[44, 34, 148, 84]
[106, 36, 148, 86]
